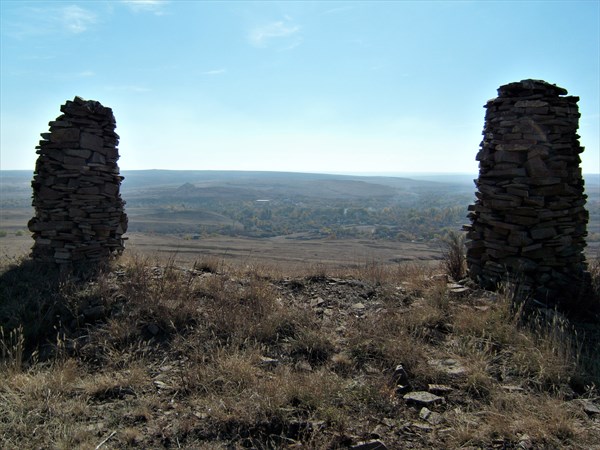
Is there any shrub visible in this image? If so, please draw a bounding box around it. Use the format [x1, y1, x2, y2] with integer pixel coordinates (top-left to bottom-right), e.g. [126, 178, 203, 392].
[442, 230, 466, 281]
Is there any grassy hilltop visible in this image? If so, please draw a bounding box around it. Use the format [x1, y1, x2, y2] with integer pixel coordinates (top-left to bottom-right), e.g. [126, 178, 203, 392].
[1, 251, 599, 449]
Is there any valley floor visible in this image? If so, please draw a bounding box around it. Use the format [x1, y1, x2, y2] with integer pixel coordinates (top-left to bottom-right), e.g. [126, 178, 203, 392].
[1, 232, 443, 270]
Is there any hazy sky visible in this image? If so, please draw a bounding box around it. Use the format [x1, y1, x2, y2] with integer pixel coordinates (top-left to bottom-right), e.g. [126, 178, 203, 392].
[1, 1, 599, 174]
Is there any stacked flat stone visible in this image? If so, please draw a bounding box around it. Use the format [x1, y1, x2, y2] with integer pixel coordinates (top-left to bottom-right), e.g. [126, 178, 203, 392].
[28, 96, 128, 265]
[465, 79, 588, 302]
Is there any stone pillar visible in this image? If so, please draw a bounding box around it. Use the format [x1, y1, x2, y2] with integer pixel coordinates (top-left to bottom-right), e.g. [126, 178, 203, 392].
[28, 96, 128, 265]
[465, 79, 588, 304]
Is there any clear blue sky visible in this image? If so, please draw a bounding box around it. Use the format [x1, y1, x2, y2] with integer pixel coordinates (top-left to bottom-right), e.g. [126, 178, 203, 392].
[1, 1, 599, 174]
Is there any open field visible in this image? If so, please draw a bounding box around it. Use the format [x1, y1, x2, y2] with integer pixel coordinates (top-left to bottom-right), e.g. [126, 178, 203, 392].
[128, 233, 443, 268]
[4, 230, 598, 269]
[1, 231, 443, 269]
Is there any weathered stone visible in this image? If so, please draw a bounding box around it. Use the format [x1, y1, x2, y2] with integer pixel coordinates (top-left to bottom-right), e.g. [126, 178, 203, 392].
[514, 100, 548, 108]
[50, 127, 80, 143]
[528, 176, 561, 186]
[391, 364, 409, 386]
[29, 96, 128, 265]
[484, 167, 527, 177]
[494, 150, 523, 164]
[258, 356, 279, 367]
[403, 391, 445, 406]
[419, 407, 444, 425]
[466, 80, 588, 306]
[507, 231, 533, 247]
[582, 401, 600, 416]
[80, 132, 104, 151]
[530, 226, 557, 240]
[525, 156, 551, 177]
[448, 285, 470, 296]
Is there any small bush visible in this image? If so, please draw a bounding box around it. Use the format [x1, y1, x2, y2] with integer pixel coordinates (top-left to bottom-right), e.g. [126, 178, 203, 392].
[442, 230, 466, 281]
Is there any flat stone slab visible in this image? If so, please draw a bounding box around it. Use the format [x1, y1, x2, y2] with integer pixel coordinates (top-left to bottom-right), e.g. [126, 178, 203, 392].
[447, 284, 470, 295]
[419, 407, 444, 425]
[403, 391, 445, 406]
[582, 400, 600, 415]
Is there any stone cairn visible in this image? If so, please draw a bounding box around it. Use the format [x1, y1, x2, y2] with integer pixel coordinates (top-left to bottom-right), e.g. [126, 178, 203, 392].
[465, 79, 588, 303]
[28, 96, 128, 265]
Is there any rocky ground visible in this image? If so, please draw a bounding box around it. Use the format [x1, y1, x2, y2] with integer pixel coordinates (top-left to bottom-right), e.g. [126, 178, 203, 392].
[1, 254, 599, 449]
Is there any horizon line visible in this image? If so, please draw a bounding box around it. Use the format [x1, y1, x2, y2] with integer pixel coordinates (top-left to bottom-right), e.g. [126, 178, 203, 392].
[2, 168, 599, 176]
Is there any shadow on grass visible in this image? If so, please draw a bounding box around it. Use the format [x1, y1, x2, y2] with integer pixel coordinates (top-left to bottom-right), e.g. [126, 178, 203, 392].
[0, 258, 106, 361]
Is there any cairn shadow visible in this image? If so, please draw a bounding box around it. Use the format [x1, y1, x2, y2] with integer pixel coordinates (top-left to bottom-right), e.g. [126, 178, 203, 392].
[0, 258, 107, 361]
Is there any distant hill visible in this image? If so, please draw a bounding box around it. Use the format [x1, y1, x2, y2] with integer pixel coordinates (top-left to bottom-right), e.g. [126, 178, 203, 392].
[3, 169, 598, 192]
[2, 170, 597, 240]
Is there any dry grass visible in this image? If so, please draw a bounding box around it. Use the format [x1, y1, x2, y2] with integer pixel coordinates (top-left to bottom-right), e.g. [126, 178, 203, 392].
[0, 252, 599, 449]
[441, 230, 466, 281]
